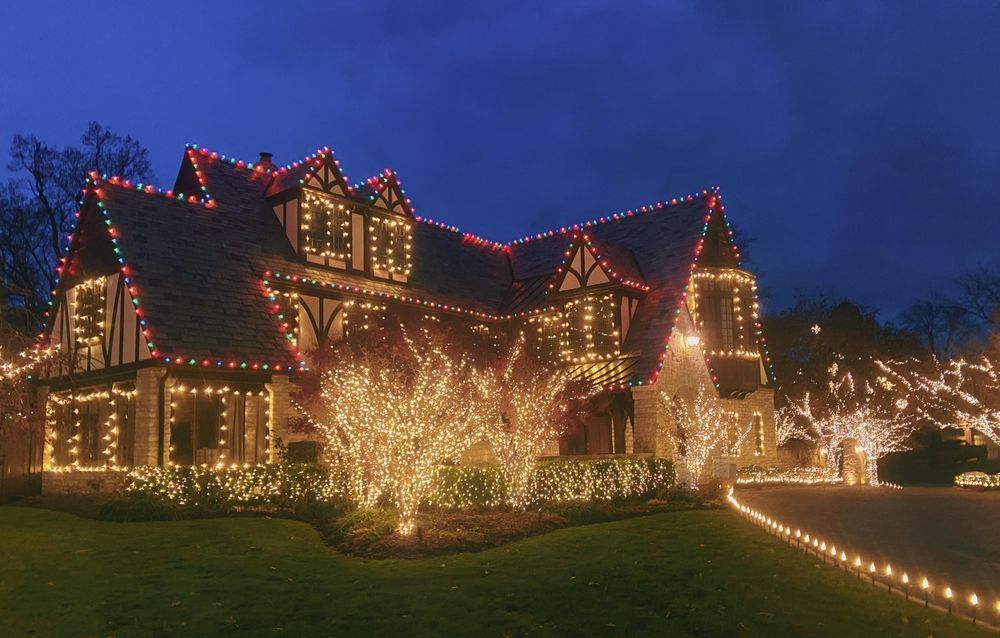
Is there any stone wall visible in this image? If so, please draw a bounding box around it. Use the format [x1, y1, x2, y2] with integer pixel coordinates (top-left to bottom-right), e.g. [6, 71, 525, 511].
[134, 367, 166, 466]
[42, 470, 122, 495]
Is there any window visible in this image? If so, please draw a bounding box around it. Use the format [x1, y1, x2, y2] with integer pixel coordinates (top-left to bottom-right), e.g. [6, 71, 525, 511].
[73, 277, 106, 345]
[753, 413, 765, 456]
[719, 298, 735, 349]
[169, 387, 269, 466]
[561, 293, 618, 362]
[369, 215, 411, 278]
[527, 313, 562, 360]
[301, 190, 351, 261]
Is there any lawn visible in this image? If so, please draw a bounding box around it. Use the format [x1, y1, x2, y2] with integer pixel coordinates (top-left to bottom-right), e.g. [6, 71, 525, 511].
[0, 507, 990, 637]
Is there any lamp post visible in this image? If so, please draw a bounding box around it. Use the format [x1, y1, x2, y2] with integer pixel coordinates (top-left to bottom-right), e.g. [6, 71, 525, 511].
[854, 556, 863, 580]
[921, 578, 930, 608]
[901, 573, 909, 601]
[945, 587, 953, 615]
[970, 594, 978, 625]
[869, 562, 877, 587]
[885, 565, 893, 593]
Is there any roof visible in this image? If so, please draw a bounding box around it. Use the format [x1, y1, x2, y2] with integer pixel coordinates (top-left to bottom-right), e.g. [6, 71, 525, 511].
[55, 144, 732, 386]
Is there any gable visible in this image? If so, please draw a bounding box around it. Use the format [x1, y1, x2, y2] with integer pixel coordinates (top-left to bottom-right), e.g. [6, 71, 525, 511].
[302, 155, 351, 196]
[364, 171, 412, 216]
[556, 239, 611, 292]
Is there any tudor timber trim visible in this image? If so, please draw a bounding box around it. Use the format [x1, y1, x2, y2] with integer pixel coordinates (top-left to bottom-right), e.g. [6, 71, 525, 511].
[35, 141, 781, 485]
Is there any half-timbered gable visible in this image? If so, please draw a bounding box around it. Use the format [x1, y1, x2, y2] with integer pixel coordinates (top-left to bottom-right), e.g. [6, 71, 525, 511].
[37, 142, 780, 483]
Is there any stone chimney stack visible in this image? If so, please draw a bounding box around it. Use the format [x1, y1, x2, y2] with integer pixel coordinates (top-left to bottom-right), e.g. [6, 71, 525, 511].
[257, 151, 274, 169]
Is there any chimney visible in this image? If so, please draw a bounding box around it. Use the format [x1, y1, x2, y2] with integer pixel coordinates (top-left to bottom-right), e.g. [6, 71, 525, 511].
[257, 151, 274, 169]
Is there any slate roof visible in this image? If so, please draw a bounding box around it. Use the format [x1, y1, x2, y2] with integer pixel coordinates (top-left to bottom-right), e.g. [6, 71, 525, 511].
[67, 146, 722, 385]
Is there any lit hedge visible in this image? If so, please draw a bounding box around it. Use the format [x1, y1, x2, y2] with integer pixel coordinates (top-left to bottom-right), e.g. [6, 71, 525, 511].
[124, 458, 675, 509]
[124, 464, 340, 507]
[954, 471, 1000, 489]
[735, 464, 842, 486]
[431, 458, 676, 508]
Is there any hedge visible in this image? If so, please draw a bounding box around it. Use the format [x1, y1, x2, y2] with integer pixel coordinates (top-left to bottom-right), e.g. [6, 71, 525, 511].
[124, 458, 675, 510]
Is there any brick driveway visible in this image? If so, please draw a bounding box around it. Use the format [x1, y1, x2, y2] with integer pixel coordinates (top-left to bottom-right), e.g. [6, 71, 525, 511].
[736, 486, 1000, 603]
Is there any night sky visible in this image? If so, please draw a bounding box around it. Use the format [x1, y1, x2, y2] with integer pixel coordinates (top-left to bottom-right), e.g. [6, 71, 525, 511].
[2, 2, 998, 318]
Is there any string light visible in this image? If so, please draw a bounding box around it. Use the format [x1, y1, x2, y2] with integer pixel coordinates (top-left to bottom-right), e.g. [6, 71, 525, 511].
[877, 356, 1000, 448]
[660, 384, 731, 490]
[729, 489, 990, 627]
[473, 333, 589, 508]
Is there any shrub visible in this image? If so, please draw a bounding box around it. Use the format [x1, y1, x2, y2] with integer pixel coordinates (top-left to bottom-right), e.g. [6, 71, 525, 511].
[431, 458, 675, 508]
[286, 441, 323, 464]
[123, 463, 339, 509]
[123, 458, 675, 513]
[97, 495, 178, 522]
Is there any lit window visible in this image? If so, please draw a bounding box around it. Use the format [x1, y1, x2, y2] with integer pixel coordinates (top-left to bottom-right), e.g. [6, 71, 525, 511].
[169, 388, 269, 466]
[561, 293, 618, 362]
[720, 297, 735, 349]
[369, 215, 411, 278]
[754, 413, 765, 456]
[527, 313, 562, 360]
[74, 278, 106, 345]
[300, 190, 351, 261]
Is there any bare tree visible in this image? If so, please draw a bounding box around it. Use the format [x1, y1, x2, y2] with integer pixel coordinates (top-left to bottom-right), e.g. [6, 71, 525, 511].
[901, 297, 973, 357]
[0, 123, 154, 329]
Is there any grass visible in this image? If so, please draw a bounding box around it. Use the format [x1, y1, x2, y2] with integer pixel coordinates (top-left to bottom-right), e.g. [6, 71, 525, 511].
[0, 507, 991, 637]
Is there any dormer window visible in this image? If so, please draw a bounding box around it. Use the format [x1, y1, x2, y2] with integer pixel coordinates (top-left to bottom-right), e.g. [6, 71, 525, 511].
[690, 268, 757, 357]
[301, 190, 351, 265]
[73, 277, 106, 345]
[369, 215, 411, 281]
[561, 293, 619, 363]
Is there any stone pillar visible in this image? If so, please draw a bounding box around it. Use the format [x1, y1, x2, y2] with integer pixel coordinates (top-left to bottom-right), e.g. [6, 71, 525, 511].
[133, 367, 166, 466]
[631, 386, 663, 455]
[265, 375, 291, 463]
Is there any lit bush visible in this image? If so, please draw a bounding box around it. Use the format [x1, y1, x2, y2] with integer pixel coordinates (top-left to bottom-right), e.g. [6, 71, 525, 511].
[124, 458, 675, 512]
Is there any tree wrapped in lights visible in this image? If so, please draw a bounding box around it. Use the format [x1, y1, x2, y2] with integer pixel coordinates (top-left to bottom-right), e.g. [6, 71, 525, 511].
[660, 384, 728, 490]
[720, 411, 752, 458]
[786, 363, 914, 485]
[474, 333, 589, 508]
[877, 355, 1000, 448]
[774, 403, 819, 447]
[305, 325, 483, 534]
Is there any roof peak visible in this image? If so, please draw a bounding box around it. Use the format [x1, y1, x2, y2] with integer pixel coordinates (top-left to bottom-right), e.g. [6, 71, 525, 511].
[180, 142, 723, 250]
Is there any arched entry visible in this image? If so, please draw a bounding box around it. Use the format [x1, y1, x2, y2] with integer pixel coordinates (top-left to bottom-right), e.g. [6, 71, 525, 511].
[560, 391, 634, 455]
[838, 438, 868, 485]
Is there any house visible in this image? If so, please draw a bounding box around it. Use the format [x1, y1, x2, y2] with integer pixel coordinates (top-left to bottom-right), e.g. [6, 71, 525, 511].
[36, 144, 779, 492]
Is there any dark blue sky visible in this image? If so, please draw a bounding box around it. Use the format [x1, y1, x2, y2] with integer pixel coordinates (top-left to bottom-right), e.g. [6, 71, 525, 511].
[2, 2, 998, 318]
